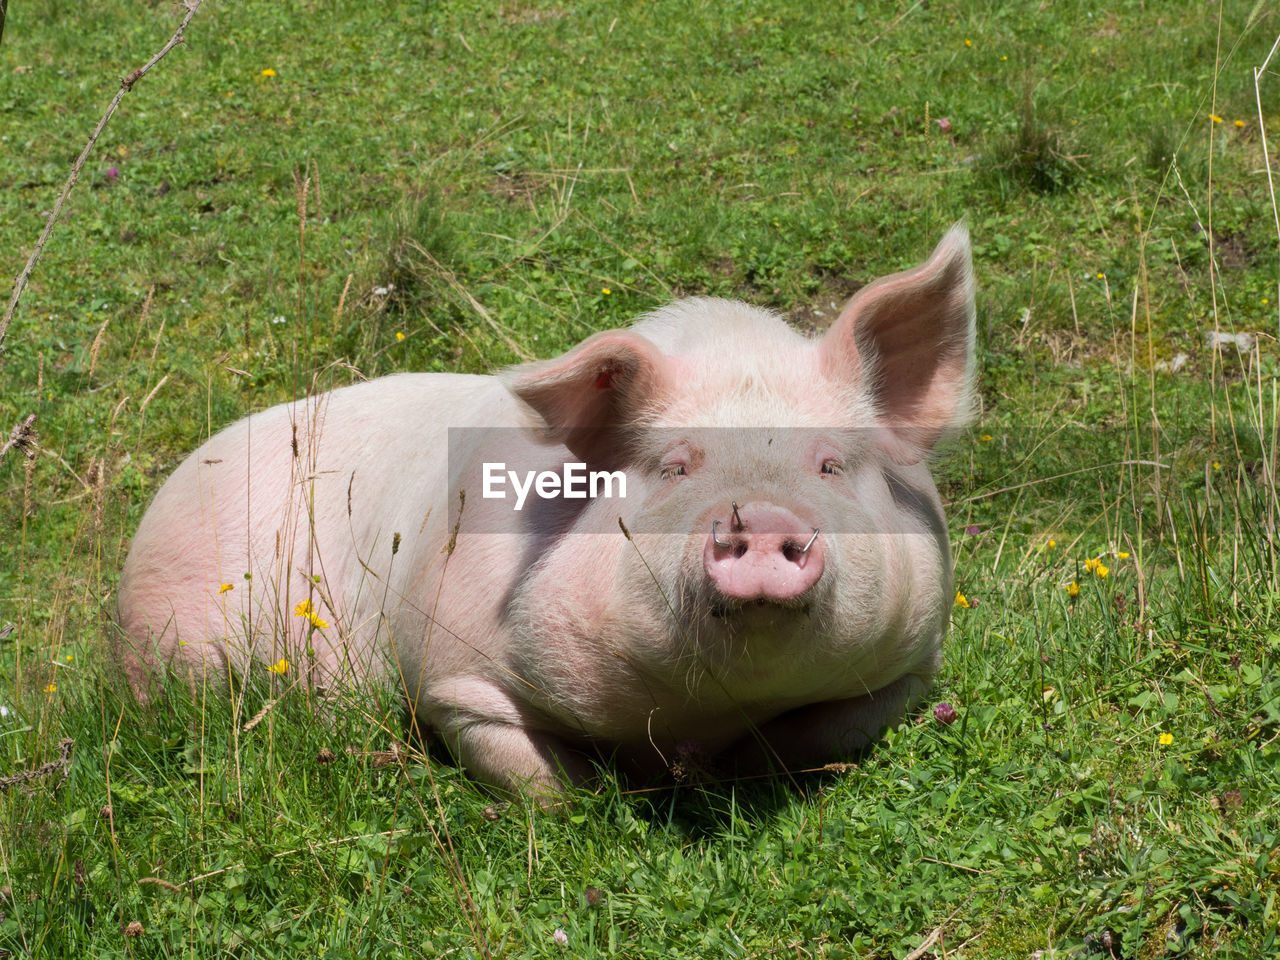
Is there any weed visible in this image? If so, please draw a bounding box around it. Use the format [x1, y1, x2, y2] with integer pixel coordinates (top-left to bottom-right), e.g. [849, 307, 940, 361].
[979, 78, 1084, 198]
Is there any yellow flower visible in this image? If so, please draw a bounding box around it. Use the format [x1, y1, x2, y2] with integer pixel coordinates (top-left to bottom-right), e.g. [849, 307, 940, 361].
[1234, 119, 1245, 128]
[179, 640, 189, 647]
[65, 654, 73, 662]
[261, 68, 276, 77]
[979, 434, 993, 442]
[267, 658, 290, 675]
[1158, 732, 1173, 746]
[602, 287, 612, 295]
[964, 38, 972, 47]
[44, 683, 57, 693]
[217, 583, 234, 594]
[1047, 539, 1057, 549]
[1212, 461, 1221, 470]
[1117, 551, 1130, 560]
[1209, 114, 1223, 124]
[396, 331, 405, 341]
[293, 599, 329, 630]
[955, 591, 971, 608]
[1096, 272, 1105, 279]
[1082, 557, 1109, 578]
[1066, 581, 1080, 597]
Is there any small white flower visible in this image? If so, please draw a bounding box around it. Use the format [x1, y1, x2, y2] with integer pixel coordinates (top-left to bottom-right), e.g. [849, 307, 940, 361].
[0, 705, 10, 718]
[552, 928, 568, 947]
[272, 315, 287, 325]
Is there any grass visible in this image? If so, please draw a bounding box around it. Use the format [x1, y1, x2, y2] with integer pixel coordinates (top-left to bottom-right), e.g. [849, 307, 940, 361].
[2, 0, 1280, 956]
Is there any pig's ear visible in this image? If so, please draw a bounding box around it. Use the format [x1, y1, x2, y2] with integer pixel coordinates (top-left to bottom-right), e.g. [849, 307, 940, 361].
[821, 223, 976, 462]
[506, 330, 669, 467]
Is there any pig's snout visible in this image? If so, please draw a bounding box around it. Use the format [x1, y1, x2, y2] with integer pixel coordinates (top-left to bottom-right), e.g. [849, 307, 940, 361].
[703, 502, 824, 603]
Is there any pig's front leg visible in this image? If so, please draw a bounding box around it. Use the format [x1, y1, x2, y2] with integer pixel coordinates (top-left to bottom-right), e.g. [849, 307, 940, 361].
[421, 683, 595, 799]
[726, 673, 930, 775]
[450, 720, 595, 799]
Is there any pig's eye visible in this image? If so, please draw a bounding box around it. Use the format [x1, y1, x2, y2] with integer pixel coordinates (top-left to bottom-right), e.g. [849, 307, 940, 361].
[661, 464, 688, 480]
[820, 460, 844, 476]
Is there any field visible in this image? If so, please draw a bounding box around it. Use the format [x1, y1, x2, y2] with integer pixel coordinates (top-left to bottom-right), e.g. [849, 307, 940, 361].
[3, 0, 1280, 956]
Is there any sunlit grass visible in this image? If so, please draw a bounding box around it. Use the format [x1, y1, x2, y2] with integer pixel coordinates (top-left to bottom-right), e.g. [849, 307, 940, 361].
[2, 0, 1279, 956]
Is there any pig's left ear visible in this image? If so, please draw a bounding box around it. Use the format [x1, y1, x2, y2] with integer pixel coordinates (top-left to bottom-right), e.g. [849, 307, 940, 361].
[506, 330, 670, 468]
[820, 222, 976, 463]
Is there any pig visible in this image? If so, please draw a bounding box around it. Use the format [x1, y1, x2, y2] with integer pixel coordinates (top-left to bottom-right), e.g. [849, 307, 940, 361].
[115, 224, 975, 797]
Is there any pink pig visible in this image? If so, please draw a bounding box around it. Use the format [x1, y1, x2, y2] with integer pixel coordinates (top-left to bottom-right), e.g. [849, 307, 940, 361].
[115, 225, 975, 795]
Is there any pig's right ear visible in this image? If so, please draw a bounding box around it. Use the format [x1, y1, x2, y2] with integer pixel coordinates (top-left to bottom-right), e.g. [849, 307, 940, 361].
[820, 223, 976, 463]
[505, 330, 670, 467]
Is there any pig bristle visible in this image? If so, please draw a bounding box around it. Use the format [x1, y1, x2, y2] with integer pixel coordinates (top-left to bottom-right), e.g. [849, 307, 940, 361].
[631, 297, 809, 355]
[626, 298, 879, 433]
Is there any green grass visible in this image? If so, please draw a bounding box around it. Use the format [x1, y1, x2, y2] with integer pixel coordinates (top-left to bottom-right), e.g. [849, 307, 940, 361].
[3, 0, 1280, 956]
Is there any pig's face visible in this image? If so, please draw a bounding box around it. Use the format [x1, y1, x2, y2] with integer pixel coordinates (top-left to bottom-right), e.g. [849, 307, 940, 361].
[599, 386, 935, 697]
[623, 401, 875, 635]
[509, 225, 973, 707]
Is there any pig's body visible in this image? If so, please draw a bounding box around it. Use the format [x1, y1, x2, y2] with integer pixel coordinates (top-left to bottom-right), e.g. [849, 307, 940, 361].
[117, 227, 975, 794]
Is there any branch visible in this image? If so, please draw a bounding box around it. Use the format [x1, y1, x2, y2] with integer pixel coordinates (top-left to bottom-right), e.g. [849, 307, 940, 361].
[0, 0, 204, 353]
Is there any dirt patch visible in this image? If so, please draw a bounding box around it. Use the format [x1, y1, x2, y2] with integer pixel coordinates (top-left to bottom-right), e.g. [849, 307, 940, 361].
[1214, 231, 1257, 272]
[789, 276, 863, 335]
[709, 256, 736, 278]
[488, 170, 554, 207]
